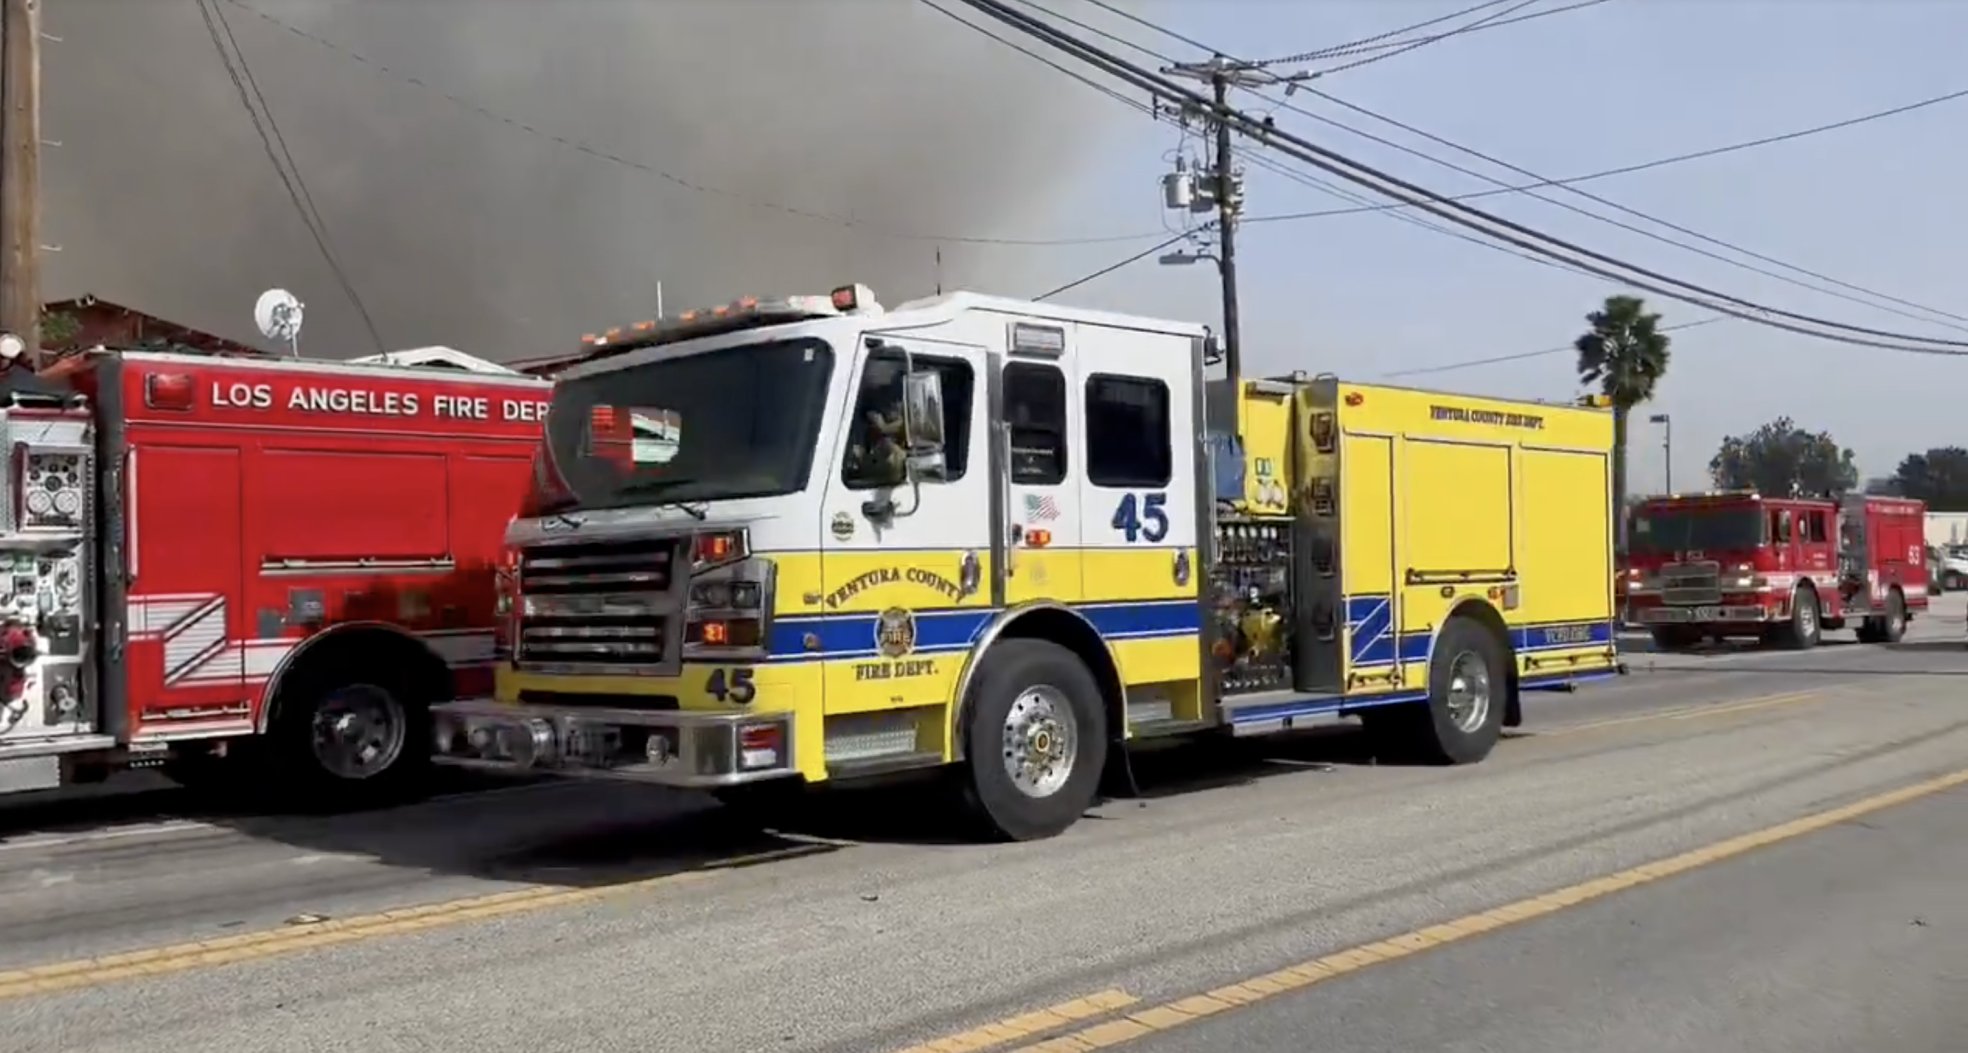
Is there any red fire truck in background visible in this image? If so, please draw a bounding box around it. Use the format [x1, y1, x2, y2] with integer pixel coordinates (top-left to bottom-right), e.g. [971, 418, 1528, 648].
[0, 346, 549, 803]
[1623, 491, 1929, 650]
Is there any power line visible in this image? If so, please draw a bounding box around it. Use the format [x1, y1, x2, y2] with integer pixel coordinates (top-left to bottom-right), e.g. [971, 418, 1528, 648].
[1308, 0, 1550, 79]
[1035, 230, 1199, 301]
[1257, 84, 1968, 333]
[1061, 0, 1968, 335]
[1245, 84, 1968, 227]
[196, 0, 385, 352]
[1246, 0, 1616, 67]
[1251, 0, 1519, 66]
[1032, 0, 1968, 342]
[1381, 317, 1727, 378]
[947, 0, 1968, 356]
[216, 0, 1160, 249]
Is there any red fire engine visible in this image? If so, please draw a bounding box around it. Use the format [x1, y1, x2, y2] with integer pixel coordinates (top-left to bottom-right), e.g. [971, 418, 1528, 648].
[0, 347, 549, 802]
[1623, 491, 1929, 650]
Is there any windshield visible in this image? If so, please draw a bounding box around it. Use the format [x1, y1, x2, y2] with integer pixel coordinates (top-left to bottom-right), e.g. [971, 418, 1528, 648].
[1630, 506, 1765, 555]
[542, 337, 835, 510]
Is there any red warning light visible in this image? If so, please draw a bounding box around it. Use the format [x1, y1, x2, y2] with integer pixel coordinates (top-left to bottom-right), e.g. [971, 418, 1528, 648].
[143, 373, 195, 412]
[1343, 392, 1365, 407]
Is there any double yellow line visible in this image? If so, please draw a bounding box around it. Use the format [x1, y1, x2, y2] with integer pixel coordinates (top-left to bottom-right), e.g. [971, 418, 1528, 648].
[892, 765, 1968, 1053]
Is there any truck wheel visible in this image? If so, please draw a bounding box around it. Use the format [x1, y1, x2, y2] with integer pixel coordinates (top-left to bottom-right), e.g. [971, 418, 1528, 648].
[711, 780, 810, 827]
[1772, 587, 1821, 650]
[1648, 626, 1702, 651]
[268, 673, 431, 811]
[1877, 589, 1908, 644]
[958, 639, 1108, 842]
[1402, 615, 1507, 765]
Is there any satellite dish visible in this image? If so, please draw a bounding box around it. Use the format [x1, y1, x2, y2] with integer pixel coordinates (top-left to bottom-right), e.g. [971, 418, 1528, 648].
[254, 288, 304, 354]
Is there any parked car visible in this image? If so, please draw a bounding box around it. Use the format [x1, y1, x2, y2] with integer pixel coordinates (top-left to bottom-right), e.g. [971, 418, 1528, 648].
[1941, 545, 1968, 591]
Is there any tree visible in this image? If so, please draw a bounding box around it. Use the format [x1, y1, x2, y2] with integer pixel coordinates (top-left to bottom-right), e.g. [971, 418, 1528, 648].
[1709, 417, 1858, 497]
[1892, 447, 1968, 511]
[1574, 294, 1671, 546]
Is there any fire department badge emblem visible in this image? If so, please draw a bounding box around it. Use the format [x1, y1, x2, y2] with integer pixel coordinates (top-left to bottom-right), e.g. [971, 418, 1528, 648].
[874, 606, 917, 659]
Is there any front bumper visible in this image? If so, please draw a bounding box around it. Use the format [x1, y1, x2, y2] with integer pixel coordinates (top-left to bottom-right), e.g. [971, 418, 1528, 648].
[1630, 603, 1772, 624]
[430, 699, 797, 789]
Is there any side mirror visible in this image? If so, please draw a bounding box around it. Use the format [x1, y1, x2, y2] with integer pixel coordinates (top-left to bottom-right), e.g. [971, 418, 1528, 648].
[902, 369, 947, 479]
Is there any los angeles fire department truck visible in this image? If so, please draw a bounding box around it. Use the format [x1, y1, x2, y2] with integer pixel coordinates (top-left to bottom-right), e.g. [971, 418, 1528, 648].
[1623, 490, 1929, 650]
[432, 285, 1621, 840]
[0, 344, 550, 800]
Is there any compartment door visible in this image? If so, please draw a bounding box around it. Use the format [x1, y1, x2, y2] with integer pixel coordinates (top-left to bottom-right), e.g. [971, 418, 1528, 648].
[1399, 438, 1514, 669]
[126, 443, 248, 727]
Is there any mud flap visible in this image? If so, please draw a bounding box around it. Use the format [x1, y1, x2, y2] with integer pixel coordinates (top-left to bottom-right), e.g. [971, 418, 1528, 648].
[1099, 730, 1144, 800]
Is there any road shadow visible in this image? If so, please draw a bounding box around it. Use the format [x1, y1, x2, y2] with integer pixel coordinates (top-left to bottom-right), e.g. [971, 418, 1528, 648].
[0, 723, 1404, 886]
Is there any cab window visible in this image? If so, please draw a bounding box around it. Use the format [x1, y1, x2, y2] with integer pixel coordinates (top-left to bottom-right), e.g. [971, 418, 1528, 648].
[1005, 362, 1067, 485]
[1085, 373, 1172, 488]
[1804, 510, 1829, 544]
[841, 348, 973, 490]
[1773, 509, 1792, 543]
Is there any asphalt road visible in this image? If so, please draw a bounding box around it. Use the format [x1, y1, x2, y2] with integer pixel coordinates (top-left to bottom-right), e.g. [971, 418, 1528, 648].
[1, 599, 1964, 1053]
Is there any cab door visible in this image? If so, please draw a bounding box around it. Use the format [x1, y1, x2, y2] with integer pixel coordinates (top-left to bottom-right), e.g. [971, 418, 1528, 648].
[814, 334, 993, 719]
[1070, 323, 1202, 689]
[996, 324, 1082, 608]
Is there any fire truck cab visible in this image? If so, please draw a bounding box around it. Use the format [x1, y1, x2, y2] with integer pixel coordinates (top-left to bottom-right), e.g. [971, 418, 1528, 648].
[0, 347, 549, 801]
[1624, 491, 1928, 650]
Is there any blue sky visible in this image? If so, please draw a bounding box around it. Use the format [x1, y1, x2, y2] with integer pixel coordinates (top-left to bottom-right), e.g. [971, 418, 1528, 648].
[983, 0, 1968, 492]
[40, 0, 1967, 492]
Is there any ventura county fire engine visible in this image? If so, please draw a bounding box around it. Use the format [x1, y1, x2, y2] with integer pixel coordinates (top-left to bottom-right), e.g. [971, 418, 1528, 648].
[0, 343, 549, 798]
[435, 285, 1621, 839]
[1623, 490, 1929, 650]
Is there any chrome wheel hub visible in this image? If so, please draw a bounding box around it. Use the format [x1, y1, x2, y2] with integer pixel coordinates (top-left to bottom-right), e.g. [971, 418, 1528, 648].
[1444, 650, 1492, 733]
[1001, 685, 1079, 799]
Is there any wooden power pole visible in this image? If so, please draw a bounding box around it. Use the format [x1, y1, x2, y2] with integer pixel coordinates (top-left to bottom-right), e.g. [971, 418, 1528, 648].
[0, 0, 41, 363]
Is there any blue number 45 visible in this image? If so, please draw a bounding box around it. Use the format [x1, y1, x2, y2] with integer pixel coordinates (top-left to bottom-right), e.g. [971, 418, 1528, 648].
[1111, 492, 1169, 543]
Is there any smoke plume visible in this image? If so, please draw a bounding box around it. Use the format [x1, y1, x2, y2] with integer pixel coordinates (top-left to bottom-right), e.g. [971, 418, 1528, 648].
[41, 0, 1128, 361]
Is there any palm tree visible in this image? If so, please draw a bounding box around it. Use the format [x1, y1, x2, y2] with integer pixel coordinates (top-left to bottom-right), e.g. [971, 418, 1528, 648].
[1574, 295, 1671, 551]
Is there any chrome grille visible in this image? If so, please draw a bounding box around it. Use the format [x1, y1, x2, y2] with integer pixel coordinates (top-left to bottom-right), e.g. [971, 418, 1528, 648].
[1660, 560, 1722, 606]
[517, 536, 683, 674]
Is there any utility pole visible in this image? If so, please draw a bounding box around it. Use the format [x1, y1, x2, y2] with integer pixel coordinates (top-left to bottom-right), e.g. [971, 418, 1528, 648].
[1162, 56, 1309, 386]
[1649, 412, 1673, 494]
[0, 0, 42, 364]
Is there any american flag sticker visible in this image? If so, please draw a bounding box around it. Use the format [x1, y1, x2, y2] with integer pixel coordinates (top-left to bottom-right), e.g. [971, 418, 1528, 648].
[1023, 493, 1061, 522]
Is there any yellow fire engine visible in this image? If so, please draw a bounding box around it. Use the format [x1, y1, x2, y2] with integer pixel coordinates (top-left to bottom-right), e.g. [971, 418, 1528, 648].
[432, 285, 1620, 839]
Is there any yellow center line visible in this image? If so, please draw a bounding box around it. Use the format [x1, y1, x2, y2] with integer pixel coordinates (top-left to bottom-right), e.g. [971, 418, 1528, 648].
[0, 842, 832, 1002]
[997, 766, 1968, 1053]
[892, 990, 1139, 1053]
[1541, 689, 1823, 737]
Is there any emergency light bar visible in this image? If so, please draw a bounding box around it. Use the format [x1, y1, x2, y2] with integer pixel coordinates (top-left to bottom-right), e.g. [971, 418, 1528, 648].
[576, 284, 883, 364]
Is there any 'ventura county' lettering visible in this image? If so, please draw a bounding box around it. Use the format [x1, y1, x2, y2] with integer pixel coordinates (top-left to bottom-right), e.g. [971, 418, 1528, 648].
[823, 566, 968, 610]
[1428, 403, 1545, 431]
[208, 381, 550, 423]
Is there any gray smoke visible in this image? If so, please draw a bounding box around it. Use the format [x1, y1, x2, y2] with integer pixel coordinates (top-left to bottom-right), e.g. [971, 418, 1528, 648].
[41, 0, 1131, 361]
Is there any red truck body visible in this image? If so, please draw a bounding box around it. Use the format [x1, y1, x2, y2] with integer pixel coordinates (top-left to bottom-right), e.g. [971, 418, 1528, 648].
[0, 348, 548, 798]
[1623, 491, 1928, 649]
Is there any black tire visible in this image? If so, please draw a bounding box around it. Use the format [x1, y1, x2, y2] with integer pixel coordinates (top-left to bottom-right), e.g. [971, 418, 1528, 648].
[1879, 588, 1908, 644]
[1648, 626, 1702, 651]
[711, 780, 810, 826]
[957, 639, 1108, 842]
[1403, 616, 1507, 766]
[1771, 586, 1821, 650]
[266, 672, 431, 812]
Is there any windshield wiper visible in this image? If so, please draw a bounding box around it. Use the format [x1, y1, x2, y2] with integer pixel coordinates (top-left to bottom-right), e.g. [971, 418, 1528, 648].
[608, 478, 710, 520]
